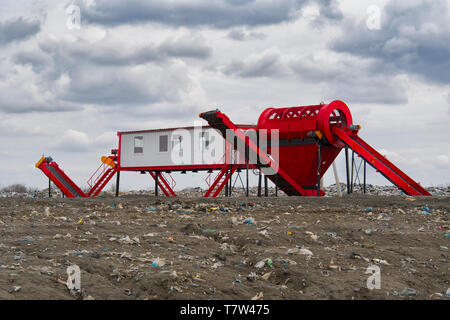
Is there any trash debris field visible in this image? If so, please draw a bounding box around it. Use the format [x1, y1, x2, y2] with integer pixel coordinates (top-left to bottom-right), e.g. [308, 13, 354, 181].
[0, 195, 448, 300]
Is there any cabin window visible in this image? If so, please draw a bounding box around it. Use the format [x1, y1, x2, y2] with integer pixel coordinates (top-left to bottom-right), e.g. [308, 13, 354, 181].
[134, 136, 143, 153]
[159, 135, 168, 152]
[172, 135, 183, 156]
[200, 132, 210, 151]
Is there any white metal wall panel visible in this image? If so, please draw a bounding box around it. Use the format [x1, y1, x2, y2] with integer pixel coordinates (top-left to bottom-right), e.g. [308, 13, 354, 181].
[120, 128, 225, 168]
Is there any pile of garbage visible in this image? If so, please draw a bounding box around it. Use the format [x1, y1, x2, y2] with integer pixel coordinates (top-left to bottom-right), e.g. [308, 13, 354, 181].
[0, 191, 448, 300]
[1, 184, 448, 198]
[325, 184, 450, 197]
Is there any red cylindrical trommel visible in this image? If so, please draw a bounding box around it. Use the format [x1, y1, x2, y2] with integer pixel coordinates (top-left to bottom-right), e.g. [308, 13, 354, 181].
[257, 100, 353, 147]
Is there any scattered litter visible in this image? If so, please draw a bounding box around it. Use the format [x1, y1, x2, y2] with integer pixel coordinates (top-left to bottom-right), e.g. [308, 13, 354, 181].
[91, 252, 100, 259]
[143, 233, 158, 237]
[373, 258, 390, 265]
[251, 292, 264, 300]
[258, 230, 269, 238]
[152, 257, 166, 268]
[288, 247, 313, 258]
[262, 272, 272, 280]
[400, 288, 417, 297]
[201, 229, 216, 233]
[211, 262, 223, 269]
[244, 218, 256, 226]
[66, 265, 81, 291]
[349, 252, 370, 262]
[328, 264, 340, 270]
[247, 272, 258, 282]
[255, 260, 266, 269]
[118, 236, 140, 245]
[323, 232, 336, 238]
[255, 258, 273, 269]
[1, 186, 447, 300]
[307, 232, 319, 241]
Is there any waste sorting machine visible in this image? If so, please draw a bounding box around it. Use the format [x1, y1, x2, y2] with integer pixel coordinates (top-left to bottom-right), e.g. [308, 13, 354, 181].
[36, 100, 431, 197]
[199, 100, 431, 197]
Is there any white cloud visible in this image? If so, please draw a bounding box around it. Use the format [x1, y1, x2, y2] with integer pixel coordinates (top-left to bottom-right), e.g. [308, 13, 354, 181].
[52, 129, 91, 152]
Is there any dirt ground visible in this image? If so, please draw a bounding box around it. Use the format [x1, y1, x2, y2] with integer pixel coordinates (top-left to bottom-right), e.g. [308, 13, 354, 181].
[0, 194, 448, 300]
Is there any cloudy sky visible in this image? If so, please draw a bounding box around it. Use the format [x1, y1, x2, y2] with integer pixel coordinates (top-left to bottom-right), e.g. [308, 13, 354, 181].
[0, 0, 449, 192]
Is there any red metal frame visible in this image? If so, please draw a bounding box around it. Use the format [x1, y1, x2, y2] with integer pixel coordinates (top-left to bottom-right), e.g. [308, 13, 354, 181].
[37, 100, 430, 198]
[333, 127, 431, 196]
[200, 100, 430, 197]
[87, 167, 118, 197]
[352, 135, 429, 195]
[117, 164, 259, 172]
[117, 133, 122, 170]
[88, 161, 111, 189]
[205, 154, 227, 187]
[148, 171, 177, 197]
[200, 110, 310, 196]
[204, 164, 237, 197]
[36, 153, 118, 198]
[37, 159, 87, 198]
[118, 124, 255, 135]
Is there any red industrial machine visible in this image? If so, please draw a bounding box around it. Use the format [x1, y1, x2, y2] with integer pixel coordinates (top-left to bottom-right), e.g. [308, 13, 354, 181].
[36, 100, 431, 197]
[35, 152, 119, 198]
[199, 100, 431, 197]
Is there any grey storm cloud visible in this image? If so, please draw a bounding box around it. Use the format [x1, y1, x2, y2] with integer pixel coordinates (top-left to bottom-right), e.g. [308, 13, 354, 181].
[317, 0, 343, 21]
[4, 34, 210, 113]
[330, 0, 450, 84]
[13, 50, 50, 73]
[226, 28, 267, 41]
[75, 0, 342, 28]
[223, 48, 407, 104]
[33, 35, 211, 67]
[59, 64, 192, 106]
[290, 53, 408, 105]
[224, 50, 286, 77]
[0, 17, 40, 46]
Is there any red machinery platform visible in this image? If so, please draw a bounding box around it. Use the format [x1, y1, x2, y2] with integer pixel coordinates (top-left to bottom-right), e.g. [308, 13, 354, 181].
[36, 153, 119, 198]
[199, 100, 431, 197]
[36, 100, 430, 198]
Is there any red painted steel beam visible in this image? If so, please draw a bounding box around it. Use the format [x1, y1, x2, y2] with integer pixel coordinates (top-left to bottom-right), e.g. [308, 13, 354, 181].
[200, 110, 309, 196]
[37, 160, 87, 198]
[91, 168, 118, 197]
[212, 165, 237, 197]
[119, 164, 259, 172]
[159, 173, 177, 197]
[333, 127, 428, 196]
[351, 135, 431, 196]
[148, 171, 176, 197]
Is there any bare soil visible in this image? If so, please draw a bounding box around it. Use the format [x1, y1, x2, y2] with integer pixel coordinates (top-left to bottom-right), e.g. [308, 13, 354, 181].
[0, 195, 448, 300]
